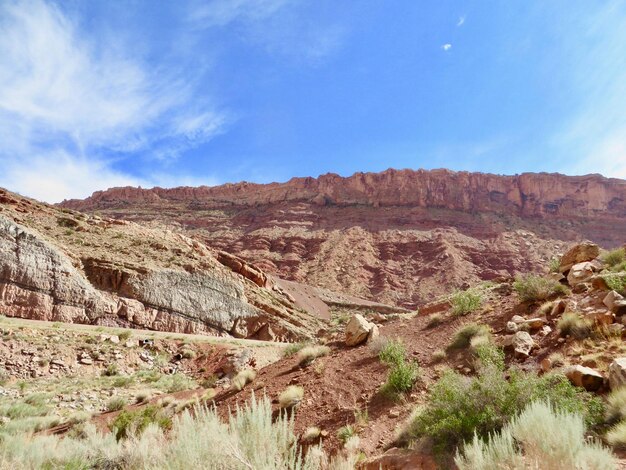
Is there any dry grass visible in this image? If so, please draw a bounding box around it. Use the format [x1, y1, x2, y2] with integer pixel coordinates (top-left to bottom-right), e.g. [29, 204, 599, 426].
[557, 312, 592, 339]
[230, 369, 256, 391]
[296, 345, 330, 366]
[278, 386, 304, 409]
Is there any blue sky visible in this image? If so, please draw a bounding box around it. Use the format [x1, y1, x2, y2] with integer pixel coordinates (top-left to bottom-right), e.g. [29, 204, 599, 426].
[1, 0, 625, 202]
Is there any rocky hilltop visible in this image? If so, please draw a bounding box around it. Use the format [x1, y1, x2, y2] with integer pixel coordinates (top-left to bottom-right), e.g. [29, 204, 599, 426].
[0, 188, 402, 342]
[61, 169, 626, 308]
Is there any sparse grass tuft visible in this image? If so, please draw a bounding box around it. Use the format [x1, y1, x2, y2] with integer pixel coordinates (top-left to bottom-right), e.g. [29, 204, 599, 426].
[450, 289, 483, 316]
[432, 349, 447, 363]
[134, 390, 152, 404]
[337, 425, 357, 444]
[447, 323, 491, 351]
[514, 274, 569, 302]
[302, 426, 321, 442]
[606, 387, 626, 424]
[231, 369, 256, 391]
[549, 257, 560, 273]
[106, 397, 127, 412]
[603, 274, 626, 294]
[426, 313, 444, 328]
[278, 385, 304, 409]
[102, 363, 119, 377]
[557, 312, 592, 339]
[283, 342, 311, 358]
[607, 420, 626, 449]
[296, 345, 330, 366]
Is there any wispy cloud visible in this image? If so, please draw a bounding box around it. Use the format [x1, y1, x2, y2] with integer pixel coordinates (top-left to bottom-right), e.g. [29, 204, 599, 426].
[441, 43, 452, 51]
[0, 0, 227, 202]
[553, 2, 626, 179]
[188, 0, 290, 27]
[457, 16, 465, 27]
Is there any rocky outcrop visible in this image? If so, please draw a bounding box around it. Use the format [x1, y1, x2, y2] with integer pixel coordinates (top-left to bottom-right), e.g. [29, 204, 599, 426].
[62, 169, 626, 219]
[0, 199, 330, 341]
[564, 365, 605, 392]
[58, 169, 626, 309]
[345, 314, 376, 346]
[560, 242, 601, 273]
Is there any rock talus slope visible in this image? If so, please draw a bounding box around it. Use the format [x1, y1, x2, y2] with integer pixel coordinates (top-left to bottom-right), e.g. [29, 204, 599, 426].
[61, 169, 626, 308]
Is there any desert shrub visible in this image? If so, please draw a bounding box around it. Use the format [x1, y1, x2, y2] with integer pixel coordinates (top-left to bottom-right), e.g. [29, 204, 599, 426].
[607, 420, 626, 449]
[111, 405, 172, 441]
[367, 335, 389, 354]
[403, 361, 603, 453]
[297, 345, 330, 366]
[154, 373, 197, 393]
[450, 289, 483, 316]
[106, 397, 127, 412]
[456, 401, 614, 469]
[606, 387, 626, 424]
[102, 363, 119, 377]
[603, 274, 626, 294]
[602, 248, 626, 268]
[426, 313, 444, 328]
[136, 369, 162, 383]
[181, 349, 196, 360]
[382, 361, 419, 397]
[112, 375, 133, 388]
[23, 393, 48, 407]
[0, 401, 48, 420]
[200, 374, 218, 389]
[549, 257, 561, 273]
[302, 426, 321, 442]
[231, 369, 256, 391]
[278, 385, 304, 409]
[513, 274, 568, 302]
[447, 323, 491, 351]
[557, 312, 592, 339]
[118, 330, 132, 341]
[337, 425, 357, 444]
[432, 349, 447, 363]
[134, 390, 152, 404]
[378, 339, 407, 366]
[283, 342, 311, 358]
[0, 395, 356, 469]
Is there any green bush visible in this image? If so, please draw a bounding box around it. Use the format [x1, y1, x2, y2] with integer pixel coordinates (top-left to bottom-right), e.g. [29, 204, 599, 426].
[456, 401, 614, 469]
[382, 361, 419, 397]
[379, 340, 407, 366]
[447, 323, 491, 351]
[110, 405, 172, 441]
[513, 275, 568, 302]
[337, 424, 357, 444]
[106, 397, 127, 412]
[603, 274, 626, 294]
[402, 361, 604, 453]
[450, 289, 483, 316]
[602, 248, 626, 269]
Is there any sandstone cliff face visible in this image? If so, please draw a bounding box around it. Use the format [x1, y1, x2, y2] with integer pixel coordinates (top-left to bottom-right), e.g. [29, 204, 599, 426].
[64, 169, 626, 219]
[59, 169, 626, 308]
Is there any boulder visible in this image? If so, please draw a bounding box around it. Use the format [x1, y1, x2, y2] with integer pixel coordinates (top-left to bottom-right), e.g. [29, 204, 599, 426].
[566, 262, 595, 286]
[366, 324, 380, 344]
[559, 242, 600, 273]
[613, 299, 626, 317]
[521, 318, 547, 330]
[591, 275, 610, 291]
[512, 331, 534, 358]
[345, 314, 375, 346]
[604, 291, 624, 311]
[564, 365, 604, 391]
[550, 299, 567, 317]
[511, 315, 525, 323]
[609, 357, 626, 390]
[506, 321, 518, 333]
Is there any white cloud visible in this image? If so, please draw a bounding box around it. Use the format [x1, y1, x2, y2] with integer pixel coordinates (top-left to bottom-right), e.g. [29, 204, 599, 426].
[553, 2, 626, 179]
[457, 16, 465, 27]
[188, 0, 290, 27]
[441, 43, 452, 51]
[0, 0, 227, 202]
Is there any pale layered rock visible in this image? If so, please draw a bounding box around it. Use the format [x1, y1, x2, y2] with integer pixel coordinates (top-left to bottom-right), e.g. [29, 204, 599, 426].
[512, 331, 534, 358]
